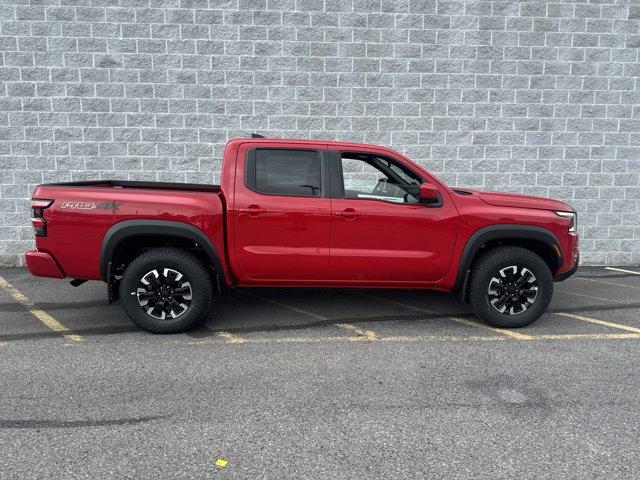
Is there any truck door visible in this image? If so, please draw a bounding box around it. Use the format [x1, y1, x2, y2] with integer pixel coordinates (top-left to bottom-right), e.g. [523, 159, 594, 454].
[232, 143, 331, 282]
[327, 149, 458, 283]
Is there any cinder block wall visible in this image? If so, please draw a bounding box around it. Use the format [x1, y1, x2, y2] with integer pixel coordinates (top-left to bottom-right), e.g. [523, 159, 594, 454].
[1, 0, 639, 266]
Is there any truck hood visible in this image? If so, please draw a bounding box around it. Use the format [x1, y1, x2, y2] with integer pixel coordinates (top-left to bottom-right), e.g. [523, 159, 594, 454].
[455, 189, 573, 212]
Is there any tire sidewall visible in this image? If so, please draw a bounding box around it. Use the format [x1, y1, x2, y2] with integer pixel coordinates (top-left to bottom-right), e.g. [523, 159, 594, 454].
[120, 250, 212, 333]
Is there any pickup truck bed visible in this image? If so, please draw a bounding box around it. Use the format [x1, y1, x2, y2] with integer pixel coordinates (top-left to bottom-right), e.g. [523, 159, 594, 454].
[29, 180, 226, 283]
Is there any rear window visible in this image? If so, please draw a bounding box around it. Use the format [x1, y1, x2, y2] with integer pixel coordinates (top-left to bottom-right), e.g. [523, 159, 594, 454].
[249, 149, 321, 197]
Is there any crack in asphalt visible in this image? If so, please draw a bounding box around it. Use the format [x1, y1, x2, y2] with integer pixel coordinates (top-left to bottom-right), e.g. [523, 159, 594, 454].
[0, 415, 165, 429]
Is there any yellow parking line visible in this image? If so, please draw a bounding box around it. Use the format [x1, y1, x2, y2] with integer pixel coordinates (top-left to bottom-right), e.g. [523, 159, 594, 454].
[556, 289, 625, 304]
[605, 267, 640, 276]
[574, 276, 640, 290]
[355, 292, 436, 314]
[450, 317, 534, 340]
[536, 332, 640, 340]
[216, 331, 246, 344]
[190, 331, 640, 346]
[193, 335, 363, 345]
[0, 275, 82, 342]
[190, 334, 506, 345]
[357, 292, 533, 339]
[243, 292, 326, 320]
[555, 312, 640, 334]
[335, 322, 377, 340]
[244, 291, 374, 338]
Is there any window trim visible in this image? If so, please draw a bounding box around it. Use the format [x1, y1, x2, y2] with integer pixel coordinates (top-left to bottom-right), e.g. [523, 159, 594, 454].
[336, 150, 426, 206]
[245, 147, 327, 199]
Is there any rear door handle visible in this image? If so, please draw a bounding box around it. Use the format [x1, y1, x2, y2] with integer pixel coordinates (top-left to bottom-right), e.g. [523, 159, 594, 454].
[237, 205, 268, 216]
[334, 208, 360, 220]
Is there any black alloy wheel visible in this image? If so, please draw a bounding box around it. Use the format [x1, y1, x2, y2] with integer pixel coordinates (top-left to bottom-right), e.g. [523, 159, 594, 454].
[487, 265, 538, 315]
[136, 268, 193, 320]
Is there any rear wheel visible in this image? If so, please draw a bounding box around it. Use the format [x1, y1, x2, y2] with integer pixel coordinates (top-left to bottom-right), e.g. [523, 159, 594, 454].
[120, 247, 213, 333]
[468, 246, 553, 328]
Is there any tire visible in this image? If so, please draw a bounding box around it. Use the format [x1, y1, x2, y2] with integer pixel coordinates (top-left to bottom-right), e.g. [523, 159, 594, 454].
[119, 247, 213, 334]
[468, 246, 553, 329]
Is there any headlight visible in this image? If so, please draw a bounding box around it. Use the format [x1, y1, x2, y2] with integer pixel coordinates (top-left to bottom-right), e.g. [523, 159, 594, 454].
[555, 211, 577, 233]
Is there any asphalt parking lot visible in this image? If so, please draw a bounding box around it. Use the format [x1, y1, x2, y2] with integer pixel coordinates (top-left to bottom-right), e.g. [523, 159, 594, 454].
[0, 266, 639, 479]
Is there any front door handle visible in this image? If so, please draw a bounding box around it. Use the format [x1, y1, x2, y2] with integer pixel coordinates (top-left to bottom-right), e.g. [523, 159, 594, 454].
[238, 205, 268, 216]
[335, 208, 360, 220]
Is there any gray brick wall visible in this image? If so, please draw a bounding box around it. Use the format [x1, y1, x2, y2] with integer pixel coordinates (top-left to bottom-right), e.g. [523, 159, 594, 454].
[1, 0, 639, 266]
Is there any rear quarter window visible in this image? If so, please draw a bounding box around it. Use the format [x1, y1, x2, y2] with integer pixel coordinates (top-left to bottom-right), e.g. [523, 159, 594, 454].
[247, 149, 321, 197]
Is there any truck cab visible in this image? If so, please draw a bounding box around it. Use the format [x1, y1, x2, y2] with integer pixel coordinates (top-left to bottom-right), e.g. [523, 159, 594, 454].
[227, 138, 459, 285]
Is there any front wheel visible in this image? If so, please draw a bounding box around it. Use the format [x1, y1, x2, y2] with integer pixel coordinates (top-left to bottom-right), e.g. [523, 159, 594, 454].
[468, 246, 553, 329]
[120, 247, 214, 334]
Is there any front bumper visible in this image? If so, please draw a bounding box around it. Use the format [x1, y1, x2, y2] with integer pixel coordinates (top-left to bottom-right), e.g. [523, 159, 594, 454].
[554, 253, 579, 282]
[25, 250, 65, 279]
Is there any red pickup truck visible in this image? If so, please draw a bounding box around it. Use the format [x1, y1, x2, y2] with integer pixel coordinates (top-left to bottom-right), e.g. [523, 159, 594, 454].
[26, 137, 579, 333]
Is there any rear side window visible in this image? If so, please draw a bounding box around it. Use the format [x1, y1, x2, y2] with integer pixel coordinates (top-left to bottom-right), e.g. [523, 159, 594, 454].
[248, 149, 321, 197]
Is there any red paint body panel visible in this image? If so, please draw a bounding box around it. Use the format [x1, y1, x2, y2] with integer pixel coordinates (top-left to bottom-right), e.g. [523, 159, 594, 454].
[439, 193, 577, 289]
[326, 145, 459, 283]
[231, 141, 332, 282]
[467, 189, 571, 211]
[32, 185, 228, 281]
[328, 197, 458, 283]
[24, 250, 65, 279]
[27, 137, 579, 292]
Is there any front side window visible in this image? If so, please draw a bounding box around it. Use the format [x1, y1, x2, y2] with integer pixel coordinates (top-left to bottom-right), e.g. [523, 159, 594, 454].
[250, 149, 321, 197]
[340, 153, 422, 204]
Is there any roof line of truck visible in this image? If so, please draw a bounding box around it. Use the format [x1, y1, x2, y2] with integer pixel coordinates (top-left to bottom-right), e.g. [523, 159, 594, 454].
[229, 137, 391, 149]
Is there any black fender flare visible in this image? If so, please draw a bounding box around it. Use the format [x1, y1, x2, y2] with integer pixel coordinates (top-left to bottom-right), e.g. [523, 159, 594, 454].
[99, 219, 224, 282]
[453, 224, 562, 293]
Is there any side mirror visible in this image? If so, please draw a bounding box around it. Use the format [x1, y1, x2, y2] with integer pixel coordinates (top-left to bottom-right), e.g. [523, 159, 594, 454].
[419, 183, 440, 202]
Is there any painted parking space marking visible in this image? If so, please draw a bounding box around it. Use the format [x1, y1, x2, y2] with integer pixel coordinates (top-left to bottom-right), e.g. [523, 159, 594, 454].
[191, 334, 507, 345]
[335, 322, 377, 340]
[449, 317, 534, 340]
[243, 291, 375, 337]
[0, 275, 83, 343]
[356, 292, 532, 339]
[216, 331, 246, 344]
[555, 289, 626, 304]
[193, 335, 358, 345]
[534, 332, 640, 340]
[244, 292, 326, 320]
[191, 331, 640, 346]
[1, 267, 639, 346]
[555, 312, 640, 334]
[356, 292, 437, 314]
[605, 267, 640, 276]
[574, 276, 640, 290]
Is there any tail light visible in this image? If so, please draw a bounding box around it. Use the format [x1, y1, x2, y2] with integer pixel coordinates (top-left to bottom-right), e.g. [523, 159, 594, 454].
[31, 199, 53, 237]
